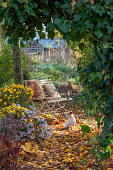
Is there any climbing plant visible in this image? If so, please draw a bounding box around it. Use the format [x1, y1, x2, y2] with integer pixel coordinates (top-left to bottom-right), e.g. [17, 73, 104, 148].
[0, 0, 113, 166]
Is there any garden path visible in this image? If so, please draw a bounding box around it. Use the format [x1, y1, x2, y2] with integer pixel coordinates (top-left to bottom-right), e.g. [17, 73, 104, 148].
[19, 107, 113, 169]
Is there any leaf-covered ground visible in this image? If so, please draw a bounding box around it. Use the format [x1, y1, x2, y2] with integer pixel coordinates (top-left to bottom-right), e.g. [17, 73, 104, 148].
[19, 108, 113, 169]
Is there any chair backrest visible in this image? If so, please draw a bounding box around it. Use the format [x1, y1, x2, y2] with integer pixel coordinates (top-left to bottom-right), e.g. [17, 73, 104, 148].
[37, 79, 53, 97]
[24, 79, 53, 97]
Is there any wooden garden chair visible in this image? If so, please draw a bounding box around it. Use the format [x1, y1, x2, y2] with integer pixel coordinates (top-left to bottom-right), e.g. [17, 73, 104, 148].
[24, 79, 73, 114]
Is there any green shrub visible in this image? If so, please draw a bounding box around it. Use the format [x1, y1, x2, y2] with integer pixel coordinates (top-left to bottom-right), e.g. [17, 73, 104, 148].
[33, 60, 79, 84]
[0, 37, 14, 87]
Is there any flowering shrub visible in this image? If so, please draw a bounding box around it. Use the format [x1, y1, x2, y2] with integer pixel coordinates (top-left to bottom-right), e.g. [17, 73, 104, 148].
[0, 84, 34, 108]
[0, 104, 28, 141]
[33, 117, 54, 139]
[20, 107, 54, 140]
[0, 104, 54, 141]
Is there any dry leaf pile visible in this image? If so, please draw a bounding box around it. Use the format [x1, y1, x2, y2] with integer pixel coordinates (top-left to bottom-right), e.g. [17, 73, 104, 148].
[19, 109, 113, 170]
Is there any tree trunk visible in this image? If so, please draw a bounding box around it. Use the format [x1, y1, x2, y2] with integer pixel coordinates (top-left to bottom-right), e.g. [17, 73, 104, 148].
[12, 45, 23, 85]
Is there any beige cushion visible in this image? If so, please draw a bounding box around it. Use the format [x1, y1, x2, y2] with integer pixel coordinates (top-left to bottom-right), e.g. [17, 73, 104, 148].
[25, 80, 44, 98]
[44, 83, 61, 99]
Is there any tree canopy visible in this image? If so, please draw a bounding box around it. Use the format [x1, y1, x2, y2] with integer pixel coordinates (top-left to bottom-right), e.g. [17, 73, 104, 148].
[0, 0, 113, 45]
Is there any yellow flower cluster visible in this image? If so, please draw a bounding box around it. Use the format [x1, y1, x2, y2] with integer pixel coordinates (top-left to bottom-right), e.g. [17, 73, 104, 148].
[0, 103, 28, 119]
[0, 84, 34, 107]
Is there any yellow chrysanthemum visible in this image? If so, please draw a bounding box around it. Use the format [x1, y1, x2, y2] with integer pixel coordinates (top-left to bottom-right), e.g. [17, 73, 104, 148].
[23, 108, 27, 111]
[8, 96, 11, 100]
[3, 89, 7, 92]
[0, 98, 2, 102]
[21, 112, 25, 116]
[3, 102, 7, 106]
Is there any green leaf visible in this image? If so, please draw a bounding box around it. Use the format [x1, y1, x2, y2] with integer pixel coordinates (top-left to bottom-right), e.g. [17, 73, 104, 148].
[18, 15, 25, 23]
[106, 25, 113, 34]
[41, 8, 49, 16]
[99, 7, 106, 17]
[102, 43, 111, 48]
[110, 139, 113, 144]
[105, 146, 111, 153]
[76, 163, 80, 168]
[80, 125, 91, 133]
[8, 17, 14, 26]
[54, 18, 61, 25]
[73, 14, 81, 21]
[61, 21, 71, 33]
[89, 72, 96, 81]
[96, 72, 102, 80]
[94, 31, 103, 38]
[54, 19, 71, 33]
[82, 159, 87, 164]
[25, 7, 35, 16]
[85, 20, 94, 29]
[104, 74, 110, 80]
[107, 11, 113, 18]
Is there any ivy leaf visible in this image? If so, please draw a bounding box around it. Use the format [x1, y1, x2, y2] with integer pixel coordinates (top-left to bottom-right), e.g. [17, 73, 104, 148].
[73, 14, 81, 21]
[18, 15, 25, 23]
[107, 11, 113, 18]
[41, 8, 49, 16]
[8, 17, 14, 26]
[80, 125, 91, 133]
[94, 31, 103, 38]
[104, 74, 110, 80]
[106, 25, 113, 34]
[89, 72, 96, 81]
[85, 20, 94, 29]
[54, 18, 61, 26]
[99, 7, 106, 17]
[25, 7, 35, 16]
[54, 19, 71, 33]
[61, 21, 71, 33]
[96, 72, 102, 80]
